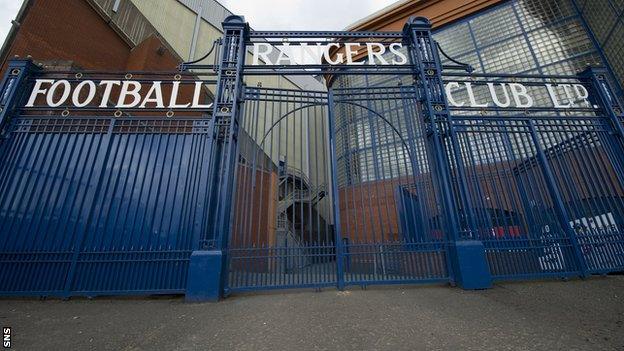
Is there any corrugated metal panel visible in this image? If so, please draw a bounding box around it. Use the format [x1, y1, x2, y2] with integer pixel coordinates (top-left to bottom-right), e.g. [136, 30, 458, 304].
[90, 0, 159, 46]
[178, 0, 233, 30]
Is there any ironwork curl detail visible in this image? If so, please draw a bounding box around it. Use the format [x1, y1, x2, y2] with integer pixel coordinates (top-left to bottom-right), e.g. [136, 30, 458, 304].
[179, 39, 222, 71]
[436, 42, 474, 73]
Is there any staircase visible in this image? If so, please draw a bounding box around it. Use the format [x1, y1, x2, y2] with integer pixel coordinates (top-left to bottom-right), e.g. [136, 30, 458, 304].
[275, 165, 328, 272]
[277, 184, 328, 214]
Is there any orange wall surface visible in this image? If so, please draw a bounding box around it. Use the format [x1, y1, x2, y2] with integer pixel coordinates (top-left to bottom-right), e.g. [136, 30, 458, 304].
[349, 0, 504, 31]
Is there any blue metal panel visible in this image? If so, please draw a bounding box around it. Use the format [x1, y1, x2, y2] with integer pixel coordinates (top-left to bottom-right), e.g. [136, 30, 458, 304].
[0, 67, 216, 297]
[70, 128, 213, 293]
[0, 117, 214, 296]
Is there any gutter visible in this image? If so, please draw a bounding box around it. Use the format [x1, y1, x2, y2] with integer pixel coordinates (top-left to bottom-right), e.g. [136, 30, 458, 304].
[0, 0, 32, 69]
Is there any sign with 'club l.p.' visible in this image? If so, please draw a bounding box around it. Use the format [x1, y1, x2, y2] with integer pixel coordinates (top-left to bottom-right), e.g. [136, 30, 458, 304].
[24, 78, 595, 111]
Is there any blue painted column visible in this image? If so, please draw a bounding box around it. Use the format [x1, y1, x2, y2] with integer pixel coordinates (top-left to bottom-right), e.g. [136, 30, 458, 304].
[0, 59, 40, 135]
[582, 67, 624, 171]
[186, 16, 248, 302]
[403, 17, 491, 289]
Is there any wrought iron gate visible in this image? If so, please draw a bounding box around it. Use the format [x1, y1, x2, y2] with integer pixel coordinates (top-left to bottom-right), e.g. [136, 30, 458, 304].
[330, 83, 450, 287]
[440, 70, 624, 279]
[1, 15, 624, 299]
[222, 16, 624, 293]
[226, 82, 451, 293]
[227, 87, 337, 292]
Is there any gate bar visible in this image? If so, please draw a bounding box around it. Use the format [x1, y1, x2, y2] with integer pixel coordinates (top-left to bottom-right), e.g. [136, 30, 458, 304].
[527, 120, 588, 278]
[327, 89, 345, 290]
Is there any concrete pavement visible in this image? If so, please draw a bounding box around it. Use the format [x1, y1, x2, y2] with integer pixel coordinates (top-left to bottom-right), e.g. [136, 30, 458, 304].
[1, 276, 623, 350]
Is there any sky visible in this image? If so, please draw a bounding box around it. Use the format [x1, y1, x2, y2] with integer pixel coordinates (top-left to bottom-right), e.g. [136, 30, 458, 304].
[0, 0, 399, 47]
[219, 0, 397, 30]
[0, 0, 21, 45]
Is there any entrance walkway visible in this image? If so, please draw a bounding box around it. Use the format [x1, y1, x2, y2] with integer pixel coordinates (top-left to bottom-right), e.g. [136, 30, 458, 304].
[1, 276, 623, 350]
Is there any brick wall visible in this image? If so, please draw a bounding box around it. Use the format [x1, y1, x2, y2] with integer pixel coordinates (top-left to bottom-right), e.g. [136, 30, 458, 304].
[2, 0, 180, 72]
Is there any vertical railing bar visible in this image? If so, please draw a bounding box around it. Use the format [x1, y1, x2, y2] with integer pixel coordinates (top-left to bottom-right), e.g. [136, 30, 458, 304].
[62, 117, 116, 296]
[319, 104, 332, 285]
[328, 89, 345, 290]
[310, 103, 320, 284]
[3, 131, 51, 245]
[528, 119, 587, 277]
[382, 88, 415, 279]
[19, 131, 64, 253]
[516, 128, 550, 275]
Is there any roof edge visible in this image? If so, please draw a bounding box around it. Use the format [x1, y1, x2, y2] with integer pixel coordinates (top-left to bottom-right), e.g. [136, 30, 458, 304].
[344, 0, 419, 31]
[345, 0, 503, 32]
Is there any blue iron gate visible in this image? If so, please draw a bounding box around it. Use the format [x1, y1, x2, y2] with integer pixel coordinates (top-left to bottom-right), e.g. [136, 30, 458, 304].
[0, 15, 623, 298]
[330, 84, 450, 286]
[225, 82, 451, 293]
[0, 69, 217, 296]
[440, 70, 624, 279]
[226, 87, 338, 292]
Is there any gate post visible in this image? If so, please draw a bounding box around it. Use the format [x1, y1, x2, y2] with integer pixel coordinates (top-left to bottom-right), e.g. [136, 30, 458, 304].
[581, 67, 624, 159]
[0, 59, 40, 136]
[186, 16, 248, 302]
[581, 68, 624, 211]
[403, 17, 491, 289]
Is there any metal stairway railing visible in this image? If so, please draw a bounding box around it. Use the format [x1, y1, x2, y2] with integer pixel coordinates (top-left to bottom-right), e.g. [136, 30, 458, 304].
[277, 183, 328, 213]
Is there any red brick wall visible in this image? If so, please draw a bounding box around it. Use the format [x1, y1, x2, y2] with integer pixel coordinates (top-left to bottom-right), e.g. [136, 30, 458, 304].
[1, 0, 180, 72]
[231, 165, 278, 248]
[338, 146, 624, 241]
[126, 35, 179, 71]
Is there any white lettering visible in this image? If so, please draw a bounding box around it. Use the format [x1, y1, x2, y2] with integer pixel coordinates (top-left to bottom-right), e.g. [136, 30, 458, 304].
[389, 43, 407, 65]
[323, 43, 343, 65]
[444, 82, 464, 107]
[275, 43, 292, 65]
[139, 81, 164, 108]
[465, 82, 489, 108]
[99, 80, 121, 107]
[546, 84, 572, 109]
[47, 80, 71, 107]
[344, 43, 364, 65]
[252, 43, 272, 65]
[251, 42, 407, 65]
[72, 80, 97, 107]
[26, 79, 54, 107]
[27, 77, 592, 113]
[509, 83, 534, 108]
[562, 84, 576, 107]
[366, 43, 388, 65]
[299, 43, 324, 64]
[169, 81, 190, 109]
[117, 81, 142, 108]
[487, 83, 512, 108]
[573, 84, 590, 107]
[191, 82, 213, 108]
